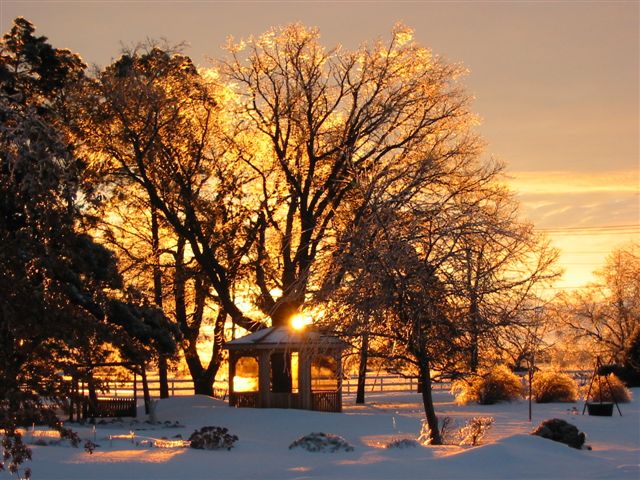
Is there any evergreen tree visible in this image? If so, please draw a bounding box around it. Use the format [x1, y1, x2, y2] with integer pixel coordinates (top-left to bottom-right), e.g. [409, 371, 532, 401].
[0, 18, 178, 474]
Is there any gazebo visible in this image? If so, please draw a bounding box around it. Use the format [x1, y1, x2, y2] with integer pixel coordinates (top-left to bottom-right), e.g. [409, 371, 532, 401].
[225, 326, 349, 412]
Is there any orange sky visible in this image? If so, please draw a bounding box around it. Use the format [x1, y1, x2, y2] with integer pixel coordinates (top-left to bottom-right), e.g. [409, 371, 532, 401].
[1, 1, 638, 291]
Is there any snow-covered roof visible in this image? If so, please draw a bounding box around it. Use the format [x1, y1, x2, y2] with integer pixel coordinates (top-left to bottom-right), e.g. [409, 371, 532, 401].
[225, 326, 348, 350]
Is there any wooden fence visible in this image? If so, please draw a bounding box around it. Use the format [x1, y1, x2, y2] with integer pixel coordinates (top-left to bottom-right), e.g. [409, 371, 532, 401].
[84, 370, 589, 400]
[82, 397, 137, 419]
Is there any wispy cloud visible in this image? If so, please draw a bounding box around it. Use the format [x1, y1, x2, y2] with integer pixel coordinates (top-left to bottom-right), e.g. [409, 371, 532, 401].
[507, 169, 639, 229]
[508, 170, 638, 195]
[506, 169, 639, 289]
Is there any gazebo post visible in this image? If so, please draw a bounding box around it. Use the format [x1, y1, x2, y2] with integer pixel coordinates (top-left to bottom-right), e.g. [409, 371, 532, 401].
[298, 350, 311, 410]
[258, 350, 271, 408]
[228, 351, 237, 407]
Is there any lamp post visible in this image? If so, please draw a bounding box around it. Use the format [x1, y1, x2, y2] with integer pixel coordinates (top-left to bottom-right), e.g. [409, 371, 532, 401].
[528, 350, 535, 422]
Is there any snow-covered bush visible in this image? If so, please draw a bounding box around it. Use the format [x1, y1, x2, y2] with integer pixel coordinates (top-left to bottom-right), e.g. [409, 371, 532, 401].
[83, 440, 98, 454]
[289, 432, 354, 452]
[417, 416, 456, 445]
[531, 418, 585, 449]
[438, 416, 457, 445]
[532, 370, 579, 403]
[385, 438, 420, 449]
[458, 416, 494, 446]
[188, 426, 238, 450]
[417, 419, 434, 445]
[452, 365, 523, 405]
[584, 374, 632, 403]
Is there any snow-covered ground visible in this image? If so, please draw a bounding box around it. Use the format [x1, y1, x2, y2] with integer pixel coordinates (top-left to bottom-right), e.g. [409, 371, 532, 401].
[5, 389, 639, 479]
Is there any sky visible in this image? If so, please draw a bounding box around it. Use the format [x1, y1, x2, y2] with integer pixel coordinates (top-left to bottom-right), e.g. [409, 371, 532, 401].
[1, 0, 638, 292]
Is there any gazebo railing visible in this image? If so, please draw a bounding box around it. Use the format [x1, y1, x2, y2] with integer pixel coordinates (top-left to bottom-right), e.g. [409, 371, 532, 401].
[311, 391, 340, 412]
[270, 392, 301, 409]
[230, 391, 259, 408]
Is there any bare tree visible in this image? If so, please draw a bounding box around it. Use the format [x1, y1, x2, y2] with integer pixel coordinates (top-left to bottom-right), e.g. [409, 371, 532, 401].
[448, 186, 561, 373]
[223, 24, 478, 326]
[561, 244, 640, 363]
[318, 121, 558, 444]
[223, 23, 482, 392]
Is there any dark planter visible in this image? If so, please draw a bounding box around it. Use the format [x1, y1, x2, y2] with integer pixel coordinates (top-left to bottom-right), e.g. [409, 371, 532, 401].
[586, 402, 614, 416]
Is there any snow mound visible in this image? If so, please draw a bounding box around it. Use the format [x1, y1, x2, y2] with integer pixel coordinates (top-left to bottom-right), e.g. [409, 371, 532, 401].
[431, 434, 605, 479]
[531, 418, 586, 449]
[289, 432, 355, 452]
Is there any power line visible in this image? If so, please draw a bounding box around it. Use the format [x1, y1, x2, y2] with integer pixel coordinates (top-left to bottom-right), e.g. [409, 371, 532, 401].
[561, 263, 608, 266]
[560, 251, 616, 254]
[538, 224, 639, 231]
[541, 285, 604, 290]
[546, 231, 639, 236]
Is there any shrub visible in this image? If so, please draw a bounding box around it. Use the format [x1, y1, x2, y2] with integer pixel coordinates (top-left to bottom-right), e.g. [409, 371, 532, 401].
[417, 419, 433, 445]
[584, 374, 632, 403]
[452, 365, 523, 405]
[385, 438, 420, 449]
[417, 416, 456, 445]
[458, 416, 494, 446]
[622, 328, 640, 386]
[188, 426, 238, 450]
[532, 370, 579, 403]
[289, 432, 354, 452]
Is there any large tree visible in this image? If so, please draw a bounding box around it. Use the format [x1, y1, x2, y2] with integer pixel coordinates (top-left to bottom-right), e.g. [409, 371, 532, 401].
[77, 47, 262, 395]
[223, 24, 479, 328]
[223, 24, 482, 390]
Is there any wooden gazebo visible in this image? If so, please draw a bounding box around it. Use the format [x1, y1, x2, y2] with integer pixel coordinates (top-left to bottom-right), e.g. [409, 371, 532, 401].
[225, 326, 349, 412]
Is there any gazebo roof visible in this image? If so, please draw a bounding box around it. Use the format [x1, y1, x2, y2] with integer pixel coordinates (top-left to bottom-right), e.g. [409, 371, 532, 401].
[225, 326, 349, 351]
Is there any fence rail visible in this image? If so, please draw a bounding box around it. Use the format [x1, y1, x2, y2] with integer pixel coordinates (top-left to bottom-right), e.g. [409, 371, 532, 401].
[83, 370, 589, 399]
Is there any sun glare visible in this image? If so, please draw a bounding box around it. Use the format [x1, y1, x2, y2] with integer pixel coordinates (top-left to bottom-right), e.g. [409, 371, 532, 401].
[233, 376, 258, 392]
[290, 313, 312, 330]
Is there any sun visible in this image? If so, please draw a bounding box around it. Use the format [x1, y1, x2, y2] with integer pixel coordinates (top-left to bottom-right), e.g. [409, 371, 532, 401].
[290, 313, 312, 330]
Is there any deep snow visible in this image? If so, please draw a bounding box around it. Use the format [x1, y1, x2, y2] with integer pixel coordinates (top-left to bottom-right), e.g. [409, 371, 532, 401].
[4, 389, 639, 480]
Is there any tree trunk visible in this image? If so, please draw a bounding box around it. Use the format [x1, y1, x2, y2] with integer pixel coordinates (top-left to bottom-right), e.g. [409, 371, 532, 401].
[356, 333, 369, 404]
[270, 300, 301, 327]
[173, 239, 225, 397]
[466, 248, 481, 374]
[418, 357, 442, 445]
[269, 299, 300, 391]
[192, 372, 215, 397]
[158, 355, 169, 398]
[151, 207, 170, 398]
[468, 297, 479, 372]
